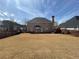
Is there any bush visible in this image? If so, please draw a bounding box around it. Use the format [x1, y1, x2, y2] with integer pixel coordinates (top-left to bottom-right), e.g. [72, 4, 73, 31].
[55, 27, 62, 33]
[61, 29, 70, 34]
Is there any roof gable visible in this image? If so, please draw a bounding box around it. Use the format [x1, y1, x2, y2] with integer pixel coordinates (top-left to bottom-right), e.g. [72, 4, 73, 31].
[28, 17, 51, 23]
[59, 16, 79, 28]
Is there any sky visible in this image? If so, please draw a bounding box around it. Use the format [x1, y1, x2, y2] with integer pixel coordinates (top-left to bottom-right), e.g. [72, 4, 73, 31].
[0, 0, 79, 24]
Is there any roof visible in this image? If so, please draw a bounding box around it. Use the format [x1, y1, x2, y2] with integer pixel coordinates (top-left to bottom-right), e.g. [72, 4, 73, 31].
[27, 17, 51, 23]
[0, 21, 3, 25]
[0, 20, 22, 27]
[59, 16, 79, 28]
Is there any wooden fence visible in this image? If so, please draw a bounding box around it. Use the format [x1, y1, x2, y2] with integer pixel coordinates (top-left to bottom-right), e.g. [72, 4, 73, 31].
[0, 30, 21, 39]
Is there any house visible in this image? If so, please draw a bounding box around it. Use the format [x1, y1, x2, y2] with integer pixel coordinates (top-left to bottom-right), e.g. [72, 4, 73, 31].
[59, 16, 79, 36]
[0, 21, 5, 33]
[0, 20, 22, 32]
[59, 16, 79, 31]
[27, 16, 55, 33]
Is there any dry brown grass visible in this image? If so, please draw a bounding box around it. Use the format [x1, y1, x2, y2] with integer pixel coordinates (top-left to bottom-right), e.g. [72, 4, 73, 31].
[0, 33, 79, 59]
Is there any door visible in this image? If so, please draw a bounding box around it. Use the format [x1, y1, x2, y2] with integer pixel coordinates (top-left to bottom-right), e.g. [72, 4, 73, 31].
[34, 25, 42, 32]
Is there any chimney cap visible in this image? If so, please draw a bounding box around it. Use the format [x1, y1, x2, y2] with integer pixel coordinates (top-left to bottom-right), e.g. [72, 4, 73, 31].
[52, 16, 55, 18]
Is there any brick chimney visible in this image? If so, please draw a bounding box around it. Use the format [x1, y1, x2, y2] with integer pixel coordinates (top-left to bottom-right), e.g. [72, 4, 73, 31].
[52, 16, 55, 26]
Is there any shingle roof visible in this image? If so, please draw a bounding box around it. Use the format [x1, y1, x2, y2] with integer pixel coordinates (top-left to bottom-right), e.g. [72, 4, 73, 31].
[27, 17, 51, 23]
[59, 16, 79, 28]
[0, 21, 3, 25]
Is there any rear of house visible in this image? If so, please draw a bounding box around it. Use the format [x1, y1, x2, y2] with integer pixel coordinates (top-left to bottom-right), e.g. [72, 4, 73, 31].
[27, 16, 55, 33]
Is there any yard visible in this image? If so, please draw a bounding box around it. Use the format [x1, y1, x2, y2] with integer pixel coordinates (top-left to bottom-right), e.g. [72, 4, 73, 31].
[0, 33, 79, 59]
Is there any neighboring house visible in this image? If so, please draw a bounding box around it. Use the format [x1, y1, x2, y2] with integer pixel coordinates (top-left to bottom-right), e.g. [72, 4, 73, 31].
[0, 20, 27, 33]
[0, 20, 22, 32]
[0, 21, 6, 32]
[27, 16, 55, 33]
[20, 25, 27, 32]
[59, 16, 79, 31]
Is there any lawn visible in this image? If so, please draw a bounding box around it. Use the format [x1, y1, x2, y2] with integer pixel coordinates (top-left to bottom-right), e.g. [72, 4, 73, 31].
[0, 33, 79, 59]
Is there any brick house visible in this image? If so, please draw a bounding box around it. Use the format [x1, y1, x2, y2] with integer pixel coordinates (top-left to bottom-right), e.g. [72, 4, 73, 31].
[27, 16, 55, 33]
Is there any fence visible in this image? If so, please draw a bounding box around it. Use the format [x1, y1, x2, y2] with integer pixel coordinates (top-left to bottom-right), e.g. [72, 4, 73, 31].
[60, 28, 79, 37]
[0, 30, 21, 39]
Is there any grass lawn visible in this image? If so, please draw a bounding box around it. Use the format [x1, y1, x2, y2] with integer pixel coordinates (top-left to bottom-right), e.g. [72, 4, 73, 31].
[0, 33, 79, 59]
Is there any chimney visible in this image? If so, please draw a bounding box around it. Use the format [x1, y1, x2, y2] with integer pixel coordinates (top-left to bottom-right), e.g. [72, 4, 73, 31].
[52, 16, 55, 25]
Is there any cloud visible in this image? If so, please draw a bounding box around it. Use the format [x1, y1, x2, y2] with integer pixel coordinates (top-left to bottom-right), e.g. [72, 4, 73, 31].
[7, 0, 10, 6]
[10, 13, 15, 17]
[58, 10, 79, 24]
[0, 18, 4, 21]
[3, 12, 8, 16]
[16, 0, 57, 20]
[0, 0, 79, 24]
[14, 0, 20, 6]
[17, 6, 45, 18]
[0, 13, 4, 16]
[0, 9, 16, 21]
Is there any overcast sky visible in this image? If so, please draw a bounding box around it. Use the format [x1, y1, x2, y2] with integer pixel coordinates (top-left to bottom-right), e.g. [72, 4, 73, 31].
[0, 0, 79, 24]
